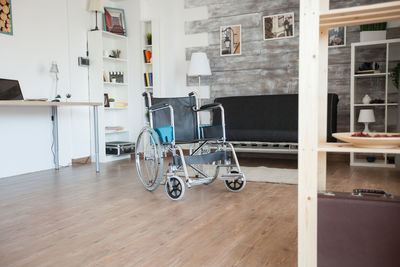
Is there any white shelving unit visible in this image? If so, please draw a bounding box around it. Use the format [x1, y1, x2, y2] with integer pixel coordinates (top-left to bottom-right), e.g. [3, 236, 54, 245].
[141, 21, 154, 96]
[299, 1, 400, 266]
[350, 38, 400, 167]
[88, 30, 133, 162]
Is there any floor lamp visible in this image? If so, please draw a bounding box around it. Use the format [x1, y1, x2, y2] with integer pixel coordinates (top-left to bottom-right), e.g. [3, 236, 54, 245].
[188, 52, 212, 90]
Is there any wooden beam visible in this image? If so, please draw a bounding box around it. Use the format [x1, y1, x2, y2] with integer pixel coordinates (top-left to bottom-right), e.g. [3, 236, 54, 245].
[298, 0, 324, 266]
[320, 1, 400, 28]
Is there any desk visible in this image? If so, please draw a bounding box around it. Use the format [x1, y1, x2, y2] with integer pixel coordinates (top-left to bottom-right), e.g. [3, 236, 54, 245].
[0, 101, 103, 173]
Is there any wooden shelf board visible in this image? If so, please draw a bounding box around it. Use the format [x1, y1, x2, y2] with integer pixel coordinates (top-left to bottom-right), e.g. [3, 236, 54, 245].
[0, 100, 102, 107]
[354, 73, 386, 77]
[354, 103, 393, 107]
[318, 142, 400, 154]
[102, 31, 127, 40]
[104, 82, 129, 86]
[105, 130, 129, 134]
[320, 1, 400, 28]
[103, 57, 128, 62]
[104, 107, 128, 110]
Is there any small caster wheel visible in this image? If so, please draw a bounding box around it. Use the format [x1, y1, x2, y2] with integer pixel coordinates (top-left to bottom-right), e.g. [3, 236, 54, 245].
[165, 176, 185, 201]
[224, 171, 246, 192]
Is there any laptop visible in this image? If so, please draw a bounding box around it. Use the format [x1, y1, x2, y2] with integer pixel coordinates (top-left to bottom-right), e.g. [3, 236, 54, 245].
[0, 79, 24, 100]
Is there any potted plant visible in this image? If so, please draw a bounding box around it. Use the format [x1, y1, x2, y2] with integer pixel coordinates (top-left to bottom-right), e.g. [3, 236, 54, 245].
[55, 94, 61, 102]
[146, 33, 152, 45]
[109, 98, 115, 108]
[360, 22, 387, 42]
[66, 93, 72, 102]
[390, 64, 400, 167]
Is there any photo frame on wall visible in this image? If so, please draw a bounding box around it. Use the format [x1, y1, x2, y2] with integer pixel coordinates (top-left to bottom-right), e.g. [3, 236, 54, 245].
[328, 26, 346, 47]
[0, 0, 13, 36]
[103, 7, 127, 36]
[263, 12, 294, 41]
[220, 25, 241, 56]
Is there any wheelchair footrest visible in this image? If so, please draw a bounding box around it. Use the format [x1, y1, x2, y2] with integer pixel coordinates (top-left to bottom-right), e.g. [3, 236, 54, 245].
[188, 177, 214, 186]
[218, 173, 244, 181]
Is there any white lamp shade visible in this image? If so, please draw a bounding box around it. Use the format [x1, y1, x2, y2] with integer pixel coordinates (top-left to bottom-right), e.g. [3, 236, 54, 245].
[88, 0, 104, 13]
[50, 62, 59, 73]
[358, 109, 376, 123]
[188, 52, 212, 76]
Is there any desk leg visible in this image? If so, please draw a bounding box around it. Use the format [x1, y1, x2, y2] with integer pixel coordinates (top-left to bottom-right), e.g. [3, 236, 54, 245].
[93, 106, 100, 173]
[52, 106, 59, 170]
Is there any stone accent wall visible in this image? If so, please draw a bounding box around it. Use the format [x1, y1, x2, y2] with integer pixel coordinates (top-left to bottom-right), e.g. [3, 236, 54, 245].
[184, 0, 399, 132]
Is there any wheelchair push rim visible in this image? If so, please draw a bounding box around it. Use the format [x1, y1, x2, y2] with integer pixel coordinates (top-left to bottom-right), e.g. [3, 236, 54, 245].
[135, 127, 164, 191]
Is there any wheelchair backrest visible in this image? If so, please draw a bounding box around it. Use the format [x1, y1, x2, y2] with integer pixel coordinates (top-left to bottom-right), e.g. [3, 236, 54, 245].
[151, 96, 199, 142]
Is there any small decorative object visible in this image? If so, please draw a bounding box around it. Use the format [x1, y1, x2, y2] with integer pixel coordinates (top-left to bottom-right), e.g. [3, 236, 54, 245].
[103, 7, 127, 36]
[66, 93, 71, 102]
[360, 23, 387, 42]
[103, 71, 109, 82]
[110, 49, 121, 58]
[220, 25, 241, 56]
[263, 12, 294, 41]
[109, 98, 115, 108]
[50, 62, 59, 100]
[358, 109, 375, 133]
[328, 27, 346, 47]
[188, 52, 212, 88]
[53, 94, 61, 102]
[0, 0, 13, 35]
[333, 132, 400, 148]
[88, 0, 104, 31]
[366, 156, 376, 163]
[362, 94, 371, 104]
[111, 77, 116, 83]
[104, 93, 110, 107]
[146, 33, 152, 45]
[357, 62, 380, 74]
[370, 99, 384, 104]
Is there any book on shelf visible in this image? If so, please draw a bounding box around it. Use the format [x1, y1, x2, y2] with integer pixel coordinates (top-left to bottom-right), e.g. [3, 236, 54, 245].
[105, 126, 125, 131]
[143, 50, 152, 63]
[149, 72, 153, 86]
[144, 72, 153, 87]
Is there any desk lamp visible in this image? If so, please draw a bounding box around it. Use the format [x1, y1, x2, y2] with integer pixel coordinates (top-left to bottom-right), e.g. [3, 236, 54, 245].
[88, 0, 104, 31]
[358, 109, 375, 133]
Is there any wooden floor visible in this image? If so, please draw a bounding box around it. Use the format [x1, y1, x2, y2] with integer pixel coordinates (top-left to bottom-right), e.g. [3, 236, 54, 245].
[0, 157, 399, 266]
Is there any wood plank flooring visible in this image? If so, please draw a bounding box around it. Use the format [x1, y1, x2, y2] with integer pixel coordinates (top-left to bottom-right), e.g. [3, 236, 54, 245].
[0, 158, 399, 266]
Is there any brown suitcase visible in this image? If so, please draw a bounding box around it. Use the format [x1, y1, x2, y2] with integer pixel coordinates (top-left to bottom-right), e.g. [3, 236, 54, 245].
[318, 189, 400, 267]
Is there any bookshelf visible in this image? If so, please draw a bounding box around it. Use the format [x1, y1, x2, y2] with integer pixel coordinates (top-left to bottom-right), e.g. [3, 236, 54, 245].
[88, 30, 133, 162]
[350, 38, 400, 167]
[141, 21, 157, 95]
[299, 1, 400, 266]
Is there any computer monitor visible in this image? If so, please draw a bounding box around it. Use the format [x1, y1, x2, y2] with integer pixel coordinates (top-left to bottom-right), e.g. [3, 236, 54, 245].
[0, 79, 24, 100]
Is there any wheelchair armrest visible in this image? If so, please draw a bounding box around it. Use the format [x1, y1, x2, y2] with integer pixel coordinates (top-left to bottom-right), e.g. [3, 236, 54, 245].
[148, 103, 169, 111]
[194, 103, 222, 112]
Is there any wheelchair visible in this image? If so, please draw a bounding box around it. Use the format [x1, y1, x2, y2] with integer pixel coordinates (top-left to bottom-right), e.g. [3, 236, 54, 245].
[135, 92, 246, 200]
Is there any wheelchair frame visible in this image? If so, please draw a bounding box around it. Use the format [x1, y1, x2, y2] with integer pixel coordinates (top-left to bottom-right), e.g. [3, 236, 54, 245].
[135, 92, 246, 200]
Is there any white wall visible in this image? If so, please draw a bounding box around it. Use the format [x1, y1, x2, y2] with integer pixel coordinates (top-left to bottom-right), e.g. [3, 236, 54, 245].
[0, 0, 99, 178]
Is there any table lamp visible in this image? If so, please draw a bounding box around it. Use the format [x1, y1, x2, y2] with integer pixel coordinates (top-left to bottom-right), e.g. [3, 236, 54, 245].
[50, 61, 59, 101]
[358, 109, 375, 133]
[188, 52, 212, 88]
[88, 0, 104, 31]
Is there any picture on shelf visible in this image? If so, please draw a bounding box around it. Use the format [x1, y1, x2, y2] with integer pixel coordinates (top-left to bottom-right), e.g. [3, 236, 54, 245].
[220, 25, 241, 56]
[328, 26, 346, 47]
[104, 93, 110, 107]
[0, 0, 13, 35]
[103, 7, 127, 36]
[263, 12, 294, 40]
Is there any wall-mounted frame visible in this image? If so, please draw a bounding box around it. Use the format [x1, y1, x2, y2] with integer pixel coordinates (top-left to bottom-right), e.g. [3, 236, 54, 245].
[328, 26, 346, 48]
[263, 12, 295, 41]
[103, 7, 127, 37]
[0, 0, 13, 36]
[220, 25, 241, 56]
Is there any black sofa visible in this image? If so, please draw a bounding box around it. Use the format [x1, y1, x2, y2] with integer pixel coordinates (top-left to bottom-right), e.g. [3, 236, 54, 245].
[211, 94, 339, 143]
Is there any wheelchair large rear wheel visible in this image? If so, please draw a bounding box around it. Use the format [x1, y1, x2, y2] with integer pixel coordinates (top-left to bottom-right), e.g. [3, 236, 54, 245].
[135, 126, 164, 191]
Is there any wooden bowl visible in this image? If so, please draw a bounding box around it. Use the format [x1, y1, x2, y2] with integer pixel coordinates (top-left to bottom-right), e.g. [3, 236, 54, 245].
[333, 132, 400, 148]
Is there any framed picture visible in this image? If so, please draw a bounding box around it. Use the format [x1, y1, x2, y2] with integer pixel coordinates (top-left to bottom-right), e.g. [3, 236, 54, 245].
[103, 7, 127, 36]
[328, 26, 346, 47]
[0, 0, 13, 36]
[263, 12, 294, 40]
[104, 93, 110, 107]
[220, 25, 241, 56]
